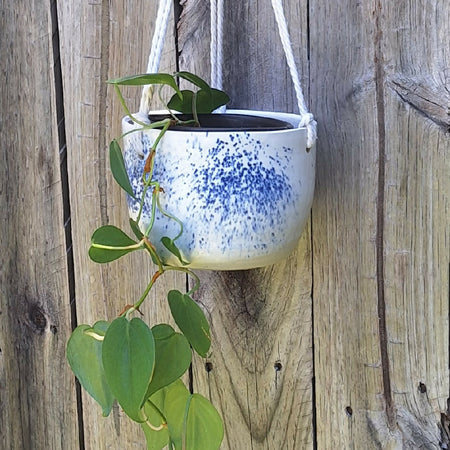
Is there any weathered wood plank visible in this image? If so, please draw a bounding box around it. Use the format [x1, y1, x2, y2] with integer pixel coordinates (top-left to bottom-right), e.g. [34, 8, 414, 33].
[179, 1, 314, 448]
[58, 0, 181, 447]
[0, 1, 79, 448]
[311, 0, 450, 447]
[309, 0, 386, 447]
[382, 0, 450, 446]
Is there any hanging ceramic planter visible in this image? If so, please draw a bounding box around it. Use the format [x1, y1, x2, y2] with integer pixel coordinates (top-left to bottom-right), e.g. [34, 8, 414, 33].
[123, 109, 315, 270]
[116, 0, 317, 271]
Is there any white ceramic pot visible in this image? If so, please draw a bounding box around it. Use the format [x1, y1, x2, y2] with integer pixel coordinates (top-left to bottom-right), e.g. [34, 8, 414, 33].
[122, 109, 315, 270]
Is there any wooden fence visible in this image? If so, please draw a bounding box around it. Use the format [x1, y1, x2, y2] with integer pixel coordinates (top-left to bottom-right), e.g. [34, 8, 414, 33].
[1, 0, 449, 448]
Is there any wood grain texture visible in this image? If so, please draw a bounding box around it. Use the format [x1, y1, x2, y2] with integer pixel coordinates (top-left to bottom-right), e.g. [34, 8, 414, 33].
[179, 1, 314, 448]
[0, 1, 79, 448]
[3, 0, 449, 448]
[192, 240, 313, 449]
[309, 0, 387, 447]
[311, 0, 450, 448]
[382, 0, 450, 446]
[58, 1, 181, 447]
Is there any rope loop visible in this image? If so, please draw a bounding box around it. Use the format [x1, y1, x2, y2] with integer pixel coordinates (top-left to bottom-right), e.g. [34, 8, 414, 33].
[141, 0, 317, 148]
[299, 113, 317, 149]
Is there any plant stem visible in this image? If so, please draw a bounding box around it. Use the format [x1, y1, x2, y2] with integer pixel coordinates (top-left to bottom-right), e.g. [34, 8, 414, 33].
[191, 91, 199, 125]
[142, 237, 164, 273]
[114, 85, 149, 128]
[166, 267, 201, 296]
[155, 190, 184, 242]
[132, 270, 162, 312]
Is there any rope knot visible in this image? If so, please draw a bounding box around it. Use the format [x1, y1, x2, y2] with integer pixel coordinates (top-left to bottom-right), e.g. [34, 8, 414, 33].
[299, 113, 317, 149]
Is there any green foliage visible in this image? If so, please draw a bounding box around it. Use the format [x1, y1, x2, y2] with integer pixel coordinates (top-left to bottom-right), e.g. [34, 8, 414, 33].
[108, 70, 229, 116]
[67, 71, 226, 449]
[102, 317, 155, 422]
[110, 139, 136, 198]
[168, 290, 211, 358]
[89, 225, 140, 263]
[67, 321, 113, 416]
[161, 237, 188, 266]
[108, 73, 182, 99]
[184, 394, 224, 450]
[145, 325, 192, 398]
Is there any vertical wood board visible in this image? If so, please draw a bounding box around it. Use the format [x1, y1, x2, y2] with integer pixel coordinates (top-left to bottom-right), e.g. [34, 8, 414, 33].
[309, 0, 386, 447]
[382, 0, 450, 445]
[0, 1, 79, 448]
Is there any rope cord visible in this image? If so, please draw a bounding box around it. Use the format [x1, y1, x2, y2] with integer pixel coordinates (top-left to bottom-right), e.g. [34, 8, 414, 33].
[210, 0, 224, 90]
[139, 0, 173, 115]
[270, 0, 316, 147]
[140, 0, 317, 147]
[210, 0, 226, 112]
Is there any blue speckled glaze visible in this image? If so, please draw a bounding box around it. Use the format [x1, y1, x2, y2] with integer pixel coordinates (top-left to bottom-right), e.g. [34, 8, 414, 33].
[122, 110, 315, 270]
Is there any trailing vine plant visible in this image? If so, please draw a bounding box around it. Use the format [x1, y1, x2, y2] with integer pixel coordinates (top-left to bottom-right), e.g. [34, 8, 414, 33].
[67, 72, 230, 449]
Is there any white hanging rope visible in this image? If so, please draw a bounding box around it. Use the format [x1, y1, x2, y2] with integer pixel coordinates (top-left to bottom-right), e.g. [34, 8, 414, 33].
[141, 0, 316, 148]
[209, 0, 317, 147]
[139, 0, 173, 115]
[210, 0, 227, 113]
[210, 0, 224, 90]
[270, 0, 317, 147]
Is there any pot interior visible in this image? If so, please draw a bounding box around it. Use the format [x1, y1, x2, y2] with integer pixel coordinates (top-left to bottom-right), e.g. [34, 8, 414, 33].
[142, 113, 294, 131]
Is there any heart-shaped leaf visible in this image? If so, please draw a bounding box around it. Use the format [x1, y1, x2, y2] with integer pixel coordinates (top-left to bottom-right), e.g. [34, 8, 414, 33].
[102, 317, 155, 422]
[168, 89, 230, 114]
[66, 321, 113, 417]
[107, 73, 182, 99]
[161, 237, 188, 265]
[89, 225, 139, 263]
[110, 140, 135, 198]
[168, 290, 211, 357]
[144, 324, 192, 399]
[196, 89, 230, 113]
[185, 394, 224, 450]
[143, 380, 223, 449]
[167, 90, 195, 114]
[164, 380, 191, 448]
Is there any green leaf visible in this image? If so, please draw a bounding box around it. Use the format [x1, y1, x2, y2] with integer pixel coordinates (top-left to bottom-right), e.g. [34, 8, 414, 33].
[175, 71, 211, 92]
[167, 90, 195, 114]
[144, 325, 192, 398]
[167, 290, 211, 357]
[102, 317, 155, 422]
[164, 380, 191, 448]
[67, 322, 114, 417]
[128, 219, 160, 266]
[196, 89, 230, 113]
[110, 140, 135, 198]
[167, 89, 230, 114]
[141, 394, 170, 450]
[129, 218, 144, 240]
[185, 394, 224, 450]
[161, 237, 188, 265]
[107, 73, 182, 99]
[89, 225, 139, 263]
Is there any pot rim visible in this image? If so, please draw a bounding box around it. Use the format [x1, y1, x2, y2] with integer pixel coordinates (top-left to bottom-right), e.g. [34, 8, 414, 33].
[124, 109, 307, 135]
[144, 112, 294, 132]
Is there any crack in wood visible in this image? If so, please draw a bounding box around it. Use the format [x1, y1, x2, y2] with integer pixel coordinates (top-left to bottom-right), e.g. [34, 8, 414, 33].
[50, 1, 84, 448]
[374, 0, 396, 432]
[97, 0, 110, 226]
